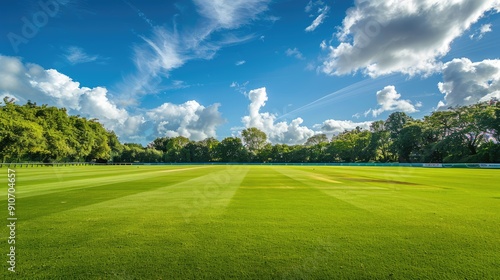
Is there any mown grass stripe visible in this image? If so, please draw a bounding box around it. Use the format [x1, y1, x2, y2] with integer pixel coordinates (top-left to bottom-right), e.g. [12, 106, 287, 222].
[18, 166, 213, 197]
[1, 166, 498, 279]
[16, 166, 217, 220]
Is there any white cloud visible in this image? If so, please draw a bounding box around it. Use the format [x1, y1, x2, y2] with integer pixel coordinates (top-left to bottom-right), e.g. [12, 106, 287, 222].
[0, 56, 130, 134]
[80, 87, 129, 124]
[122, 0, 154, 28]
[235, 60, 246, 66]
[64, 46, 101, 65]
[470, 23, 493, 40]
[193, 0, 270, 29]
[0, 55, 225, 144]
[438, 58, 500, 109]
[366, 85, 421, 117]
[480, 23, 493, 34]
[305, 1, 314, 13]
[238, 86, 374, 142]
[313, 119, 372, 137]
[128, 27, 186, 97]
[305, 5, 329, 32]
[122, 0, 271, 99]
[321, 0, 500, 77]
[146, 101, 224, 141]
[320, 40, 327, 50]
[240, 87, 315, 145]
[286, 48, 304, 60]
[230, 81, 249, 94]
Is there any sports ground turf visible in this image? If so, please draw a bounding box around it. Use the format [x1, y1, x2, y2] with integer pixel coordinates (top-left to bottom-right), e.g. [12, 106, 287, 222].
[1, 165, 499, 279]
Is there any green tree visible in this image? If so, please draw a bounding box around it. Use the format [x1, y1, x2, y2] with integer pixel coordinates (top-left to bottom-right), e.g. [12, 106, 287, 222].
[305, 134, 329, 146]
[307, 142, 329, 162]
[367, 121, 393, 162]
[241, 127, 268, 154]
[270, 144, 291, 163]
[330, 128, 371, 162]
[216, 137, 247, 162]
[385, 112, 414, 162]
[393, 121, 424, 162]
[385, 112, 414, 139]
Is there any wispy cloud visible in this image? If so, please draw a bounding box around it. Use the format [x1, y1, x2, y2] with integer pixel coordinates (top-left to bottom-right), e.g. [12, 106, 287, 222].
[193, 0, 270, 29]
[305, 5, 329, 32]
[121, 0, 154, 28]
[230, 81, 250, 94]
[64, 46, 103, 65]
[120, 0, 272, 99]
[278, 75, 399, 120]
[235, 60, 246, 66]
[305, 0, 324, 13]
[286, 48, 304, 60]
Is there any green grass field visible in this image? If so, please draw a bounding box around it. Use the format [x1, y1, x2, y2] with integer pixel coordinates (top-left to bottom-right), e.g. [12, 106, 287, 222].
[2, 165, 499, 279]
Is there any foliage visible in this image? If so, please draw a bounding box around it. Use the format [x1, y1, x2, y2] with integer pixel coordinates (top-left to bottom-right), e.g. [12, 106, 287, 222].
[0, 98, 119, 163]
[1, 98, 499, 163]
[241, 127, 267, 153]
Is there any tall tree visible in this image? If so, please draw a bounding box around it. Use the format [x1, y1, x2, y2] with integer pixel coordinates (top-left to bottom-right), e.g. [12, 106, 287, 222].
[385, 112, 414, 162]
[393, 121, 424, 162]
[385, 112, 414, 139]
[305, 134, 329, 146]
[241, 127, 267, 153]
[367, 121, 393, 162]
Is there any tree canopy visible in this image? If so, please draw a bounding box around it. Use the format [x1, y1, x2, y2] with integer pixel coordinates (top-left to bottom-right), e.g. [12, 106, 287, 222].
[1, 97, 499, 163]
[0, 98, 121, 163]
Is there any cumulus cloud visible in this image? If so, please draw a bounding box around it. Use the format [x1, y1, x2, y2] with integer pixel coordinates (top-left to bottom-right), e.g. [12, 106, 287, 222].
[0, 55, 224, 144]
[321, 0, 500, 77]
[286, 48, 304, 60]
[305, 5, 329, 32]
[438, 58, 500, 109]
[0, 56, 130, 134]
[313, 119, 372, 137]
[240, 87, 315, 144]
[366, 85, 421, 117]
[146, 101, 224, 141]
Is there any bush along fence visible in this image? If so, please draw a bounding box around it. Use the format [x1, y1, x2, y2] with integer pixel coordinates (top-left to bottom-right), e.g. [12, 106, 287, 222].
[0, 162, 94, 168]
[1, 162, 499, 168]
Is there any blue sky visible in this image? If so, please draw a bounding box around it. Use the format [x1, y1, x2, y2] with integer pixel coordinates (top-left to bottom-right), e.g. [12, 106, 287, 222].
[1, 0, 500, 145]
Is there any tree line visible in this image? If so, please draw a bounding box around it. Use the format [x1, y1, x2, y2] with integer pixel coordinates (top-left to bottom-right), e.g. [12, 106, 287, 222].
[1, 97, 499, 163]
[0, 98, 122, 163]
